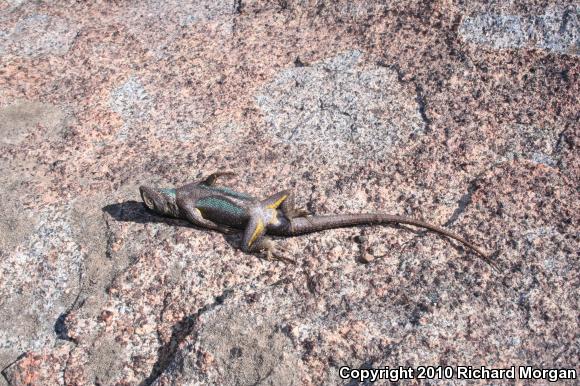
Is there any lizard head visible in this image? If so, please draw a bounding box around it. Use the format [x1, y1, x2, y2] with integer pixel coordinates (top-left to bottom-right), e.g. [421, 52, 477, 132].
[139, 186, 179, 217]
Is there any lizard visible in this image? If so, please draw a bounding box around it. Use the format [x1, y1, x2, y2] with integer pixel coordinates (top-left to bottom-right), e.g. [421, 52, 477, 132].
[139, 171, 497, 270]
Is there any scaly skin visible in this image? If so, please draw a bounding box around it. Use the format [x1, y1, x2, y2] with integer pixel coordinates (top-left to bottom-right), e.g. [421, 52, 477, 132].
[139, 172, 497, 269]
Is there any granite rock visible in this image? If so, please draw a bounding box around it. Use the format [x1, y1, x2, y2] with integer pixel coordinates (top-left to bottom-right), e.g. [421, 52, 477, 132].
[256, 50, 426, 162]
[0, 14, 78, 58]
[459, 5, 579, 55]
[0, 1, 578, 385]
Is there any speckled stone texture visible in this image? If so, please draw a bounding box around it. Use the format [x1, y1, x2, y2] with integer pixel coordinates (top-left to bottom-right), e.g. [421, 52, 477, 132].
[0, 1, 578, 385]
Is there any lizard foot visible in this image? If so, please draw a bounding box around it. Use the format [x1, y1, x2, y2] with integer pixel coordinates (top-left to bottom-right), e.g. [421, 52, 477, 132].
[294, 208, 312, 217]
[264, 245, 296, 264]
[220, 225, 239, 235]
[284, 207, 312, 219]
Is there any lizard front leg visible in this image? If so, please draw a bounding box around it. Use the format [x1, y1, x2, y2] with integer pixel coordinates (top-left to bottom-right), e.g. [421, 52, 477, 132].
[180, 203, 237, 234]
[199, 171, 237, 186]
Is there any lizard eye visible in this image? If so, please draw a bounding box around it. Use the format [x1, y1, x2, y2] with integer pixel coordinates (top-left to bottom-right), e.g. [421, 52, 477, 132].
[143, 194, 155, 210]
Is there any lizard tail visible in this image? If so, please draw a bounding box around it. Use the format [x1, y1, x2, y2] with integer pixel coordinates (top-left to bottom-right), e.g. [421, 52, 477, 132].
[287, 213, 494, 263]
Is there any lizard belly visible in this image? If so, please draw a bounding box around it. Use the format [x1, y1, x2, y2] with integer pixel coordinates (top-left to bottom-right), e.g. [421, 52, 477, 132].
[196, 196, 249, 228]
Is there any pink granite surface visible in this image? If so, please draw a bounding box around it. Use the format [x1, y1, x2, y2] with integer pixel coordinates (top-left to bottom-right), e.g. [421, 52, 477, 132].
[0, 1, 578, 385]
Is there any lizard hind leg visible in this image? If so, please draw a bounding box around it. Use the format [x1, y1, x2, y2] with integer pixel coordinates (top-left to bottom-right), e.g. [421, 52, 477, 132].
[263, 190, 310, 219]
[241, 215, 268, 253]
[241, 214, 295, 264]
[261, 190, 291, 210]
